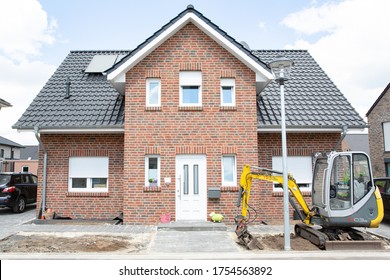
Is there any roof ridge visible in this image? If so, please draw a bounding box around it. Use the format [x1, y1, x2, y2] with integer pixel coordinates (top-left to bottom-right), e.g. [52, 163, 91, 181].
[70, 50, 131, 53]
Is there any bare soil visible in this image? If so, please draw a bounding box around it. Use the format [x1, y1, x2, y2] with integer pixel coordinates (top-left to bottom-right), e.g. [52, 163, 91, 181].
[0, 232, 153, 254]
[256, 233, 320, 251]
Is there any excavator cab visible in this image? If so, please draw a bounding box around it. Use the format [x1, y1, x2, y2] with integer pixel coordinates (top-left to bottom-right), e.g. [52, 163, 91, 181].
[311, 151, 383, 228]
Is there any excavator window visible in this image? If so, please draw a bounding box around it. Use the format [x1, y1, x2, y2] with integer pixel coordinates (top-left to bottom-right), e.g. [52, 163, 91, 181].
[352, 154, 371, 204]
[330, 155, 352, 210]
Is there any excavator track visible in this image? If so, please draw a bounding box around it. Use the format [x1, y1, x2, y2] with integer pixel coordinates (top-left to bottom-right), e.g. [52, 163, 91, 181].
[295, 223, 384, 250]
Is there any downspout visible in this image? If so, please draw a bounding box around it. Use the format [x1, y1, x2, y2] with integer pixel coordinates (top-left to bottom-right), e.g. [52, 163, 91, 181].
[333, 125, 348, 151]
[34, 127, 47, 218]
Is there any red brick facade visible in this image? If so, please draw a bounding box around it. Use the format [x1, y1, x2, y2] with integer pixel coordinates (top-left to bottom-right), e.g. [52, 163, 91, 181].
[367, 85, 390, 177]
[123, 23, 258, 224]
[36, 134, 124, 219]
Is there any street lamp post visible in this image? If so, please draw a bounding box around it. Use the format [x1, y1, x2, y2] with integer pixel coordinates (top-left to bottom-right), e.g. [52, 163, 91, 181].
[268, 55, 294, 251]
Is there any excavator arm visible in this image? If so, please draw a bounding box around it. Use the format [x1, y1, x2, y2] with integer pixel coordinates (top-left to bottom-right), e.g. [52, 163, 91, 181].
[235, 165, 316, 249]
[237, 165, 314, 225]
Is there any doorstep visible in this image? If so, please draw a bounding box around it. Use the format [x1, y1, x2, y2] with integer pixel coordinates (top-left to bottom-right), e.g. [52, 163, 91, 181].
[157, 220, 227, 231]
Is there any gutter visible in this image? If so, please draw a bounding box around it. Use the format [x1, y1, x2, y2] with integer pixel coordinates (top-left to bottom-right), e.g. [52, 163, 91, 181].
[34, 127, 47, 219]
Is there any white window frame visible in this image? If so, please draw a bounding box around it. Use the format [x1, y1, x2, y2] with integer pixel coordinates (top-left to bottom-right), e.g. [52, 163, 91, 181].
[68, 157, 109, 192]
[222, 155, 237, 186]
[220, 78, 236, 106]
[145, 155, 160, 186]
[146, 78, 161, 107]
[272, 156, 312, 192]
[179, 71, 202, 106]
[383, 122, 390, 152]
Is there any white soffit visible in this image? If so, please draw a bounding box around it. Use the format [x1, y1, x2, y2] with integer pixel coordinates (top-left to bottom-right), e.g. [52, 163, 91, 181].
[107, 12, 272, 82]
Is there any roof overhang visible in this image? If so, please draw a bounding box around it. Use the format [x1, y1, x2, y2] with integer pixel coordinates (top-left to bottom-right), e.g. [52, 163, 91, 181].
[258, 126, 367, 133]
[106, 11, 273, 94]
[15, 127, 124, 134]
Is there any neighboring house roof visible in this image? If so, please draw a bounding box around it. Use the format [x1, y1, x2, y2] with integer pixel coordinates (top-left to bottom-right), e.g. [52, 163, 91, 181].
[0, 136, 23, 148]
[106, 5, 272, 94]
[20, 145, 39, 160]
[0, 98, 12, 109]
[13, 50, 128, 131]
[343, 134, 370, 154]
[366, 82, 390, 116]
[255, 50, 367, 131]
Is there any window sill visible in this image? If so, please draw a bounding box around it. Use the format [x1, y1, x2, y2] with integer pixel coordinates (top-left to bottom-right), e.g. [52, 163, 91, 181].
[66, 192, 109, 197]
[145, 106, 161, 111]
[272, 191, 312, 197]
[220, 106, 236, 111]
[221, 186, 239, 192]
[143, 185, 162, 192]
[178, 106, 203, 111]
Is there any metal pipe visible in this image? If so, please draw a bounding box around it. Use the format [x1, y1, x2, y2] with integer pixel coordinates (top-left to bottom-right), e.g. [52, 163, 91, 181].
[34, 127, 47, 218]
[333, 125, 348, 151]
[279, 78, 291, 251]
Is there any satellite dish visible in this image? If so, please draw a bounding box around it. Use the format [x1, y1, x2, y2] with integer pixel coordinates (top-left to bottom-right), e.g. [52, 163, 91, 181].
[240, 41, 251, 50]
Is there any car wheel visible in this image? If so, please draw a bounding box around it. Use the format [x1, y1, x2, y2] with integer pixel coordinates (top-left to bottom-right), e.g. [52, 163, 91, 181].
[13, 196, 26, 213]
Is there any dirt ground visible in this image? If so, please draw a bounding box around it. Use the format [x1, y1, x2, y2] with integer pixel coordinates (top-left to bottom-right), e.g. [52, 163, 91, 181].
[0, 232, 320, 253]
[0, 232, 154, 254]
[255, 233, 320, 251]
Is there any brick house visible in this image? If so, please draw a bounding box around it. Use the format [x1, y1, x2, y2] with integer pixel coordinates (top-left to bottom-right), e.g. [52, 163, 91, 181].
[367, 82, 390, 177]
[13, 6, 366, 224]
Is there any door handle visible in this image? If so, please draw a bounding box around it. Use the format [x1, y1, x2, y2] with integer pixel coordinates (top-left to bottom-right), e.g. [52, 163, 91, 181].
[177, 175, 181, 199]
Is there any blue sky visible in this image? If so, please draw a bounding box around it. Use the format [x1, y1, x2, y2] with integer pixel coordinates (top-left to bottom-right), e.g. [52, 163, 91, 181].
[1, 0, 390, 144]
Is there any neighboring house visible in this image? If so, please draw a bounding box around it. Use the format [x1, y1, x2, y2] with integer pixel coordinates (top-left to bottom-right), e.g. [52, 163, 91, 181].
[367, 82, 390, 177]
[0, 98, 12, 110]
[13, 6, 366, 224]
[0, 136, 23, 172]
[6, 145, 39, 175]
[342, 134, 370, 155]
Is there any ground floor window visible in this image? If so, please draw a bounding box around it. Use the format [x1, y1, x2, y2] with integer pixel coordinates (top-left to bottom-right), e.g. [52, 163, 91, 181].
[68, 157, 109, 192]
[22, 166, 29, 172]
[145, 155, 160, 186]
[272, 156, 312, 192]
[222, 155, 236, 186]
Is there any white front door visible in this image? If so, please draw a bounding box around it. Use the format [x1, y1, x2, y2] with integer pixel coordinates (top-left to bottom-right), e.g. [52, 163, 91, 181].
[175, 155, 207, 221]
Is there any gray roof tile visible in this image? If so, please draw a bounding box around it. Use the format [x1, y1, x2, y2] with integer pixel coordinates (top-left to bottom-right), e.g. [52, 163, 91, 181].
[13, 50, 129, 130]
[254, 50, 366, 129]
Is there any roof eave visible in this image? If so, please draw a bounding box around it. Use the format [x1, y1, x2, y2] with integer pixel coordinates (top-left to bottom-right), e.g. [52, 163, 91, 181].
[13, 125, 124, 134]
[257, 124, 368, 133]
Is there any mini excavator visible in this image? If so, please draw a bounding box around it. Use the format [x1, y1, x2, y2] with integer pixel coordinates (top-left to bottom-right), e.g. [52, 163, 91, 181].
[235, 151, 384, 250]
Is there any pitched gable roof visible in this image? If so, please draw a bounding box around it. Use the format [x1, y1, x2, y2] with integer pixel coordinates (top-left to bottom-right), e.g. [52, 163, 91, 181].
[13, 50, 129, 131]
[0, 136, 23, 148]
[106, 5, 272, 94]
[254, 50, 367, 130]
[366, 82, 390, 116]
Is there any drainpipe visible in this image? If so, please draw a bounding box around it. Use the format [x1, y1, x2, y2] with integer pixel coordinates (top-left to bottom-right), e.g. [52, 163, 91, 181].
[34, 127, 47, 218]
[333, 125, 348, 151]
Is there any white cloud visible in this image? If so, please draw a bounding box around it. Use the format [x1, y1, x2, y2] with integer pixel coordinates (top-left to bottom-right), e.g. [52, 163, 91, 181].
[282, 0, 390, 119]
[0, 0, 57, 144]
[0, 0, 57, 61]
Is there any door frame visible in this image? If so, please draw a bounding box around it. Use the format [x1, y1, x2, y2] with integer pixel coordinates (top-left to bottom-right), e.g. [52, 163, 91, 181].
[175, 154, 207, 221]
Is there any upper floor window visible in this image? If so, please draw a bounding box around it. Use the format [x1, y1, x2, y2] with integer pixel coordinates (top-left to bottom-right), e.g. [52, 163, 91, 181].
[383, 122, 390, 152]
[179, 71, 202, 106]
[221, 78, 235, 106]
[68, 157, 109, 192]
[146, 78, 161, 107]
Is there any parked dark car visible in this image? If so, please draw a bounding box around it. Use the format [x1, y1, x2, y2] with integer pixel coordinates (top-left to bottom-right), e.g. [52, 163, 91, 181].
[374, 177, 390, 220]
[0, 172, 37, 213]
